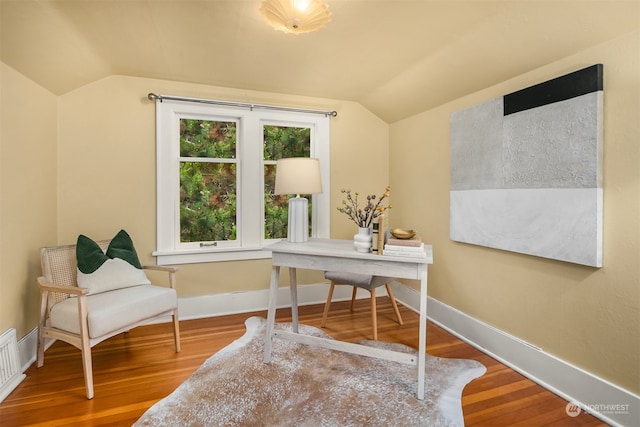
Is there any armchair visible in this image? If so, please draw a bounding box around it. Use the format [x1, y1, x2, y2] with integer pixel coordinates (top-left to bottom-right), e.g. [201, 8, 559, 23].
[36, 235, 180, 399]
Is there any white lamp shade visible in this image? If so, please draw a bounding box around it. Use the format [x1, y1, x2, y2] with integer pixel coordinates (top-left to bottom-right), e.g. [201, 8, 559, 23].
[274, 157, 322, 243]
[275, 157, 322, 196]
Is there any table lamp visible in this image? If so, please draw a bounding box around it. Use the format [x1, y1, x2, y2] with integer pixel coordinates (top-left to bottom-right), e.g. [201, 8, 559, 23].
[274, 157, 323, 242]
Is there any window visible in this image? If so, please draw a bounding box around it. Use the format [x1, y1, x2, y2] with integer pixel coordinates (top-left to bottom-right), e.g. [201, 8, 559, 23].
[153, 100, 330, 265]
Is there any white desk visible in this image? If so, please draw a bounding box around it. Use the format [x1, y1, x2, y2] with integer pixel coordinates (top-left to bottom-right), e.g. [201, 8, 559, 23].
[263, 238, 433, 400]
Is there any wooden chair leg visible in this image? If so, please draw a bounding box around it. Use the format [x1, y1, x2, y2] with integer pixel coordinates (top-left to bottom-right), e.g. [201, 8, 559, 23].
[37, 291, 48, 368]
[386, 283, 404, 325]
[321, 282, 336, 327]
[36, 329, 45, 368]
[80, 341, 94, 399]
[172, 310, 181, 352]
[370, 288, 378, 340]
[77, 296, 94, 399]
[350, 286, 358, 312]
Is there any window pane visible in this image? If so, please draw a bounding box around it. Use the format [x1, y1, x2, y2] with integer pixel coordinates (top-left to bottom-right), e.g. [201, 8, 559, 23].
[180, 162, 236, 242]
[180, 119, 236, 158]
[263, 126, 310, 160]
[264, 125, 312, 239]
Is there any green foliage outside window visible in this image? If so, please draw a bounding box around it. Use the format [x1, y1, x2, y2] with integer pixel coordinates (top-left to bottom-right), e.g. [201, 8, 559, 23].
[180, 120, 236, 158]
[179, 119, 312, 243]
[180, 162, 236, 242]
[263, 126, 310, 160]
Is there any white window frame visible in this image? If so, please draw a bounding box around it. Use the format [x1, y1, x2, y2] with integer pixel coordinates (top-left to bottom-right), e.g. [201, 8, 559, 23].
[153, 100, 330, 265]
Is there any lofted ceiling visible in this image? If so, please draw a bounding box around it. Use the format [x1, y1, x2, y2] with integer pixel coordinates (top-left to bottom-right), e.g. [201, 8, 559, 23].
[1, 0, 639, 123]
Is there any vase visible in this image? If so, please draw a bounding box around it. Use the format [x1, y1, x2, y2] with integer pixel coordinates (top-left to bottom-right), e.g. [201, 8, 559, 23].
[353, 227, 373, 253]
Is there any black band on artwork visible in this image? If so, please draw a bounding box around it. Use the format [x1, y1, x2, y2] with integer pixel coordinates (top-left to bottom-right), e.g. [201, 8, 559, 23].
[504, 64, 603, 115]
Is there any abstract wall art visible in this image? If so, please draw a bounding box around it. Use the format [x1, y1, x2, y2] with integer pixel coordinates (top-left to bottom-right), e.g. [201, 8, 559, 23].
[450, 64, 603, 267]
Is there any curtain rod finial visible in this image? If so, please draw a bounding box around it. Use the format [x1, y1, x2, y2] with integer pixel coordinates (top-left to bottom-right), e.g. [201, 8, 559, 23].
[148, 93, 160, 101]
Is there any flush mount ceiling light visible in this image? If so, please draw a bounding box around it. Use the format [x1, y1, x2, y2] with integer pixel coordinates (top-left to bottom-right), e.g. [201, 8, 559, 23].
[260, 0, 331, 35]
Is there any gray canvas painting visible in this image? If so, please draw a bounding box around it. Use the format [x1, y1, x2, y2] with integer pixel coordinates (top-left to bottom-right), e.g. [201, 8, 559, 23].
[450, 65, 603, 267]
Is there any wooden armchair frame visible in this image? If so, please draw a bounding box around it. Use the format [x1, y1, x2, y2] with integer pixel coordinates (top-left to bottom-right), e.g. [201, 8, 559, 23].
[36, 240, 180, 399]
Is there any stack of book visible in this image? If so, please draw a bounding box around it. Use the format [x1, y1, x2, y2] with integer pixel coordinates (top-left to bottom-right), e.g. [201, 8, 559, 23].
[371, 214, 388, 255]
[382, 237, 427, 258]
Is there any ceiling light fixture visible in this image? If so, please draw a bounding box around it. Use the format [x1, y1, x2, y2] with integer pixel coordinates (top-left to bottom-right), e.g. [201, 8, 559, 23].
[260, 0, 331, 35]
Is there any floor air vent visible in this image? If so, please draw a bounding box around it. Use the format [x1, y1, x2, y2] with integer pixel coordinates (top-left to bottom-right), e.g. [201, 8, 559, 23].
[0, 328, 26, 402]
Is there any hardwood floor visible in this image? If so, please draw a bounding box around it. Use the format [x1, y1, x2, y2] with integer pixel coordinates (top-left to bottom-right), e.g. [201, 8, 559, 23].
[0, 299, 607, 426]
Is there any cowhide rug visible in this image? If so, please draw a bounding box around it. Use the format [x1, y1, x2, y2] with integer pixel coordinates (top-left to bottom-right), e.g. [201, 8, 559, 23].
[134, 316, 486, 426]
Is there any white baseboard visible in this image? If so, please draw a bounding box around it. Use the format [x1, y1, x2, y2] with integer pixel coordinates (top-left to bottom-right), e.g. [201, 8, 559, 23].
[18, 282, 637, 427]
[391, 283, 639, 427]
[176, 281, 374, 320]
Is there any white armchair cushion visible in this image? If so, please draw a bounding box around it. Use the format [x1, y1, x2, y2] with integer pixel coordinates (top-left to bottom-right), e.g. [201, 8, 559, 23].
[50, 285, 177, 339]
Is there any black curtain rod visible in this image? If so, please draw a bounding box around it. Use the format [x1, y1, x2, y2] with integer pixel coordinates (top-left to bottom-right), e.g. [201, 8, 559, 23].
[147, 93, 337, 117]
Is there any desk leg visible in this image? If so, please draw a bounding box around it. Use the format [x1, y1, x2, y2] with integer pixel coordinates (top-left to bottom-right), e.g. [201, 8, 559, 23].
[417, 266, 428, 400]
[289, 268, 299, 333]
[263, 265, 280, 363]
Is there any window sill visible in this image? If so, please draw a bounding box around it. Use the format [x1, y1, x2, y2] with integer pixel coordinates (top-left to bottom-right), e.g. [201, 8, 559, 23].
[153, 248, 273, 265]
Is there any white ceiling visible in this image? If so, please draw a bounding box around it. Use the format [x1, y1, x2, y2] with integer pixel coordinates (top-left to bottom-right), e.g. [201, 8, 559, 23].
[1, 0, 638, 122]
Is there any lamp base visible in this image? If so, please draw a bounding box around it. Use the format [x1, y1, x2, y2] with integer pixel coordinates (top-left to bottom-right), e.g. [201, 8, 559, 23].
[287, 197, 308, 243]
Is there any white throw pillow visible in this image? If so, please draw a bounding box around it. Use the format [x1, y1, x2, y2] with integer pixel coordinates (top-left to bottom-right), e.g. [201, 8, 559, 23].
[76, 230, 151, 295]
[77, 257, 150, 294]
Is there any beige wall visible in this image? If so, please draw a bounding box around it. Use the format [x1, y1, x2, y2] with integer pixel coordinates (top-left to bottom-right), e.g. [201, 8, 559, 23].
[389, 30, 639, 393]
[0, 63, 58, 338]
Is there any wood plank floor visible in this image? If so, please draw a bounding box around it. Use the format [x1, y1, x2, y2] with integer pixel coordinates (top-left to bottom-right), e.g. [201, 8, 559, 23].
[0, 299, 607, 426]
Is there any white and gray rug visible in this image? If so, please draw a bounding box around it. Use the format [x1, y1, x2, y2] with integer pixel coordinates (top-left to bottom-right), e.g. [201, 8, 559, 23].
[134, 317, 486, 426]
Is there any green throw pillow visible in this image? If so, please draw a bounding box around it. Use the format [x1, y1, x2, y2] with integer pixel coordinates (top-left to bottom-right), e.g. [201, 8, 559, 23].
[106, 229, 144, 269]
[76, 230, 150, 294]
